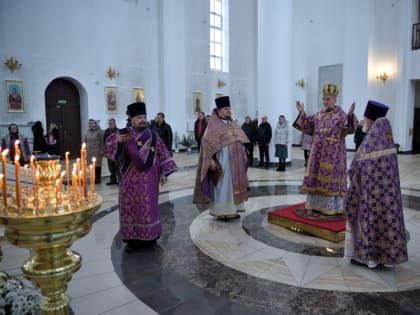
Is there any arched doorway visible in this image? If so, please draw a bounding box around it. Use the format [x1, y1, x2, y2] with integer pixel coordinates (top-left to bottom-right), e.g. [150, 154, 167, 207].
[45, 79, 81, 159]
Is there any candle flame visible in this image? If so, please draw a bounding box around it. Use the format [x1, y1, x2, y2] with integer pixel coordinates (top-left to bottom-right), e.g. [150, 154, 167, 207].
[66, 151, 70, 156]
[30, 155, 35, 161]
[82, 143, 86, 149]
[61, 171, 66, 177]
[92, 157, 96, 162]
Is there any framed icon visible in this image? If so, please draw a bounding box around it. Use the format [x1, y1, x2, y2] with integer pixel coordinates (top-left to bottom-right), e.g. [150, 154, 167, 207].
[6, 80, 24, 112]
[105, 86, 118, 113]
[133, 88, 145, 103]
[193, 92, 202, 113]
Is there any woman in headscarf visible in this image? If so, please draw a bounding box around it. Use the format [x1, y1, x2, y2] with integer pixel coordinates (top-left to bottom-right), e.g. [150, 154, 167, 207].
[84, 119, 104, 184]
[1, 123, 31, 165]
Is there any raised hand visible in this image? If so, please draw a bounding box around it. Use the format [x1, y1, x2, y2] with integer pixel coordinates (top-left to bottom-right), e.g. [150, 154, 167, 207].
[296, 101, 305, 113]
[348, 102, 355, 115]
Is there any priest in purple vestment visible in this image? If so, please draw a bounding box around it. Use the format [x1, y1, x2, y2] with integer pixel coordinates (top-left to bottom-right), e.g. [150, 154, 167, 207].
[193, 96, 250, 220]
[293, 83, 358, 215]
[344, 100, 408, 269]
[105, 102, 177, 250]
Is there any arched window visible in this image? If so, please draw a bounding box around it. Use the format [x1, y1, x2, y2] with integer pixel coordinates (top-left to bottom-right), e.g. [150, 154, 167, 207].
[210, 0, 229, 72]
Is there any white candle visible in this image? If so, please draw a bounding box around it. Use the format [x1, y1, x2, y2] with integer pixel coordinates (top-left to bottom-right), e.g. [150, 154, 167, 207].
[14, 154, 21, 209]
[65, 152, 70, 186]
[24, 165, 29, 190]
[1, 150, 8, 207]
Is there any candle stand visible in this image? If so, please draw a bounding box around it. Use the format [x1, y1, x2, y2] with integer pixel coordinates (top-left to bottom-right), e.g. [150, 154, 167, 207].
[0, 156, 101, 315]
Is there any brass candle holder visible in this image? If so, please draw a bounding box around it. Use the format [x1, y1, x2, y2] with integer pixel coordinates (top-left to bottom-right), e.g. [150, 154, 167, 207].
[0, 154, 101, 315]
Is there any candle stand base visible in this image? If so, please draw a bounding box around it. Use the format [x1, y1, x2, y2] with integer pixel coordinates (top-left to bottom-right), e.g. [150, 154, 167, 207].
[0, 196, 102, 315]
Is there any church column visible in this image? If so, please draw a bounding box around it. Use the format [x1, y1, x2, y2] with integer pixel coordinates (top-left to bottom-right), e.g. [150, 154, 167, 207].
[257, 0, 294, 163]
[160, 0, 187, 149]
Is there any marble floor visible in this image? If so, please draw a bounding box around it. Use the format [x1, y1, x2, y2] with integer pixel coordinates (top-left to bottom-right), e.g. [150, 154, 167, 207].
[1, 148, 420, 314]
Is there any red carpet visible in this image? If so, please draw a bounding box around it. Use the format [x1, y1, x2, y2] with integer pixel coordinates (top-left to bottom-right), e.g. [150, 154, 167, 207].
[268, 202, 346, 242]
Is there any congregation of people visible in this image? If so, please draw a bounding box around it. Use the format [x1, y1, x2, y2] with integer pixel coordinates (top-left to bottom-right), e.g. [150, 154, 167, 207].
[0, 83, 409, 269]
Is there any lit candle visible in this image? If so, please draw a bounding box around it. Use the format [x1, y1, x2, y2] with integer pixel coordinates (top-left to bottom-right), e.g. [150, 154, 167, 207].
[55, 178, 60, 213]
[14, 140, 20, 158]
[89, 165, 94, 197]
[71, 165, 76, 187]
[80, 170, 85, 198]
[24, 165, 29, 190]
[1, 150, 8, 207]
[65, 152, 70, 186]
[35, 171, 40, 213]
[92, 157, 96, 184]
[2, 149, 8, 177]
[81, 143, 86, 160]
[14, 154, 21, 209]
[59, 171, 65, 196]
[81, 143, 87, 198]
[72, 170, 77, 203]
[30, 155, 35, 188]
[0, 173, 4, 208]
[76, 158, 81, 186]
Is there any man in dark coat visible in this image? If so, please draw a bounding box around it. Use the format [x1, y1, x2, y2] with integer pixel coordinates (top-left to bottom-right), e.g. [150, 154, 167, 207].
[103, 118, 119, 185]
[241, 116, 258, 166]
[256, 116, 272, 169]
[194, 111, 207, 153]
[151, 112, 173, 153]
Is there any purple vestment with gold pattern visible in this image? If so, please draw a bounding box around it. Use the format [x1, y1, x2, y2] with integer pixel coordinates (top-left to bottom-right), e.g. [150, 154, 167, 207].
[105, 127, 177, 240]
[344, 117, 408, 265]
[193, 111, 249, 207]
[293, 106, 357, 214]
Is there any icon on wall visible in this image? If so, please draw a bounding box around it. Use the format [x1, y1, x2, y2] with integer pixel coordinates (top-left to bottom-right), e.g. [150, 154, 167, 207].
[193, 92, 202, 113]
[105, 86, 118, 113]
[6, 80, 24, 112]
[133, 88, 145, 103]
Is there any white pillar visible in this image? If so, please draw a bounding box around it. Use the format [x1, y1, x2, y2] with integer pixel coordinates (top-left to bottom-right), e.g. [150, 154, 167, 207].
[257, 0, 294, 162]
[161, 0, 187, 148]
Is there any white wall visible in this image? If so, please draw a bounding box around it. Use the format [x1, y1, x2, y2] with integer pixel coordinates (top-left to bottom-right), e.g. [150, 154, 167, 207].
[291, 0, 360, 148]
[289, 0, 418, 151]
[1, 0, 417, 152]
[183, 0, 257, 131]
[366, 0, 415, 151]
[258, 0, 294, 161]
[0, 0, 162, 134]
[161, 0, 186, 141]
[0, 0, 258, 145]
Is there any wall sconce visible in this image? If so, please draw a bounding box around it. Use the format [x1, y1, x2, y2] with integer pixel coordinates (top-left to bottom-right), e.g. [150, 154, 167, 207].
[295, 79, 305, 88]
[107, 67, 119, 80]
[4, 57, 22, 72]
[217, 78, 226, 89]
[376, 71, 388, 83]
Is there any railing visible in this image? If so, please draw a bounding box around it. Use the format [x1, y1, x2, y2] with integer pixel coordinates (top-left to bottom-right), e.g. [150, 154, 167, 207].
[413, 23, 420, 50]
